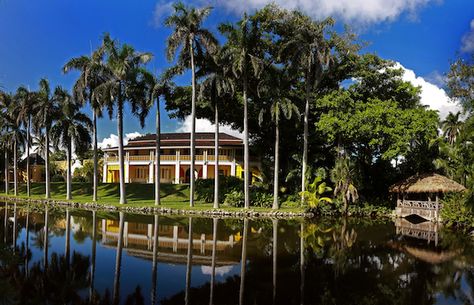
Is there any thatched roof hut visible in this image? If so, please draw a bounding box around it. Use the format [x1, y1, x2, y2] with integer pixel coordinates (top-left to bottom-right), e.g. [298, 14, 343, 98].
[389, 173, 466, 194]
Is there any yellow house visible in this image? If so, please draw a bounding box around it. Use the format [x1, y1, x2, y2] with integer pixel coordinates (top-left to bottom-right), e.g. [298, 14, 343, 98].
[102, 132, 261, 184]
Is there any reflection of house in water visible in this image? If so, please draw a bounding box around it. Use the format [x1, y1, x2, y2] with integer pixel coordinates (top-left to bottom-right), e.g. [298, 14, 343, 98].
[100, 219, 239, 266]
[394, 218, 461, 264]
[395, 218, 439, 245]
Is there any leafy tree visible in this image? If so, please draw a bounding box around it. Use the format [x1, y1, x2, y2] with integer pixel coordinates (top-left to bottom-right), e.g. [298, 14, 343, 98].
[447, 53, 474, 113]
[165, 1, 217, 207]
[50, 87, 92, 200]
[95, 33, 152, 204]
[330, 156, 359, 214]
[300, 176, 332, 208]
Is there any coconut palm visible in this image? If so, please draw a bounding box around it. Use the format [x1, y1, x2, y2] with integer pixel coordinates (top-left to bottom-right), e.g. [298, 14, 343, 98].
[94, 33, 152, 204]
[219, 14, 264, 209]
[6, 101, 26, 197]
[198, 49, 235, 209]
[50, 87, 92, 200]
[258, 67, 300, 209]
[14, 86, 37, 197]
[143, 73, 172, 206]
[33, 78, 59, 199]
[63, 46, 106, 202]
[0, 91, 13, 194]
[165, 2, 217, 207]
[32, 130, 53, 158]
[278, 13, 336, 204]
[441, 111, 463, 145]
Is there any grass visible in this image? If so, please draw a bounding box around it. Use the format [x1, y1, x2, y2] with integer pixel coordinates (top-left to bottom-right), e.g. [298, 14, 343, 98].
[0, 182, 304, 213]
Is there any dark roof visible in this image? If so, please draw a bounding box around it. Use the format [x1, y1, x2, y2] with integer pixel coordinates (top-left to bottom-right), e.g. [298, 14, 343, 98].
[19, 153, 45, 168]
[105, 132, 243, 150]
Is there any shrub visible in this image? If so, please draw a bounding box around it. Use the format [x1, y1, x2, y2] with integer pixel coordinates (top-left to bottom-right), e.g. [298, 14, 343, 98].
[441, 193, 474, 229]
[224, 191, 245, 207]
[196, 176, 243, 203]
[251, 191, 273, 208]
[51, 174, 65, 182]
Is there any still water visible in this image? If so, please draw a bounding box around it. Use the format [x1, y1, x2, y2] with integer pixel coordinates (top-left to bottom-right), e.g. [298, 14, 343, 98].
[0, 202, 473, 305]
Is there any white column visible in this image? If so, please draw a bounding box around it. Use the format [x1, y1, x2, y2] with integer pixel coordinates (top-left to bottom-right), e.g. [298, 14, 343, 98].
[125, 151, 130, 183]
[203, 164, 208, 179]
[231, 149, 236, 176]
[124, 221, 129, 247]
[148, 162, 154, 184]
[175, 150, 180, 184]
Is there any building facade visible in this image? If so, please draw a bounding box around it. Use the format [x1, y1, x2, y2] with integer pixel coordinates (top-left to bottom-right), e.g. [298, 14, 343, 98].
[102, 132, 260, 184]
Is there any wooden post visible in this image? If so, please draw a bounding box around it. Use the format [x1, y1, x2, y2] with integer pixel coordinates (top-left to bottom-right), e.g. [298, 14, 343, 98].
[435, 194, 439, 222]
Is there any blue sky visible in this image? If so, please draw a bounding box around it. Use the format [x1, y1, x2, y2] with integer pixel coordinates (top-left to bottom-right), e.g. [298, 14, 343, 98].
[0, 0, 473, 146]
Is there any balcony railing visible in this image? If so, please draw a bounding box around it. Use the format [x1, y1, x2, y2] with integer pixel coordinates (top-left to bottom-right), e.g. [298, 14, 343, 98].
[106, 154, 234, 163]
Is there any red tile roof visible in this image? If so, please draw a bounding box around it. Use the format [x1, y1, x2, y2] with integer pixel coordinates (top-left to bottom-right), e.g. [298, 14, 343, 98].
[104, 132, 243, 150]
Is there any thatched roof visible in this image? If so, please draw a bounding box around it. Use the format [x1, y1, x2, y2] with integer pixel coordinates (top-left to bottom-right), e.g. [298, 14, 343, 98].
[389, 173, 466, 194]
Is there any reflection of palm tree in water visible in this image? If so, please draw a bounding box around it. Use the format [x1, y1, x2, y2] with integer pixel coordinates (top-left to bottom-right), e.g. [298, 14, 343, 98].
[330, 217, 357, 276]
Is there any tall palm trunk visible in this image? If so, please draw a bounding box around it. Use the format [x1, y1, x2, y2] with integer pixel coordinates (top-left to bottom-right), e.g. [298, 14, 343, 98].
[273, 121, 279, 210]
[214, 100, 219, 209]
[189, 38, 196, 207]
[113, 212, 125, 304]
[301, 81, 310, 205]
[243, 68, 250, 209]
[12, 203, 17, 251]
[4, 149, 8, 195]
[3, 203, 7, 243]
[300, 222, 305, 305]
[13, 139, 17, 196]
[239, 218, 249, 305]
[155, 97, 161, 206]
[25, 209, 29, 277]
[185, 217, 193, 305]
[66, 139, 72, 200]
[45, 125, 50, 199]
[117, 96, 127, 204]
[26, 116, 30, 197]
[209, 218, 218, 305]
[93, 111, 98, 202]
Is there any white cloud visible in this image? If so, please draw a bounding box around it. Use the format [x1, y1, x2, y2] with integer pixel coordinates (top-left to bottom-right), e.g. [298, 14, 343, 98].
[216, 0, 436, 24]
[98, 132, 143, 149]
[201, 265, 233, 276]
[461, 19, 474, 53]
[152, 0, 175, 27]
[176, 115, 243, 139]
[397, 62, 461, 119]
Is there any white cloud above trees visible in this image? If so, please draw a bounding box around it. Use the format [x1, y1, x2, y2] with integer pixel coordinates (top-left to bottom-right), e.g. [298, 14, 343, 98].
[461, 19, 474, 53]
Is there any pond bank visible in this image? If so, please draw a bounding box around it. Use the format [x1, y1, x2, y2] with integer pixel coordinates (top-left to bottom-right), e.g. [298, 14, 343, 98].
[0, 195, 313, 219]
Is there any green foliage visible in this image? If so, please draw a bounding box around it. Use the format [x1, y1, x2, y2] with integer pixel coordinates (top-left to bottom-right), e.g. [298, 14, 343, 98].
[330, 156, 359, 213]
[195, 176, 243, 203]
[222, 188, 274, 208]
[441, 193, 474, 229]
[223, 190, 245, 207]
[300, 176, 332, 209]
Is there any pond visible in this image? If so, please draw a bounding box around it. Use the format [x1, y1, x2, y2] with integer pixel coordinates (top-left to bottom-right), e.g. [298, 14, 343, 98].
[0, 202, 473, 305]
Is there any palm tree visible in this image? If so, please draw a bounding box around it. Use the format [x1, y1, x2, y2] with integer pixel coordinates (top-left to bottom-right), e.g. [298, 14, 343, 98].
[441, 111, 463, 145]
[95, 33, 152, 205]
[199, 49, 235, 209]
[279, 13, 336, 204]
[258, 67, 300, 209]
[63, 46, 106, 202]
[165, 2, 217, 207]
[219, 14, 264, 209]
[14, 86, 37, 197]
[50, 87, 92, 200]
[144, 74, 171, 206]
[32, 130, 53, 158]
[6, 101, 26, 197]
[0, 91, 13, 194]
[33, 79, 59, 199]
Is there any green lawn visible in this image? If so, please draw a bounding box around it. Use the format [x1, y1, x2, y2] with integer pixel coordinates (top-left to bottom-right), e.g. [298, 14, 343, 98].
[0, 182, 304, 213]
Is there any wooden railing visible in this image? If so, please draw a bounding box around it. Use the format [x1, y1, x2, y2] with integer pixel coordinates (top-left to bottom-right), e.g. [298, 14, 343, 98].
[106, 154, 234, 163]
[397, 199, 441, 210]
